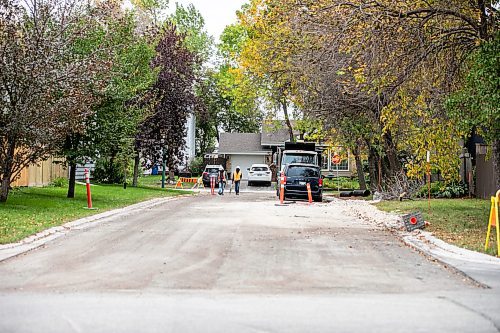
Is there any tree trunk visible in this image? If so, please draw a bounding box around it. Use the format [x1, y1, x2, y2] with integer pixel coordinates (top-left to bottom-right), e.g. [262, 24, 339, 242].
[478, 0, 488, 40]
[493, 138, 500, 190]
[167, 156, 175, 184]
[132, 151, 140, 187]
[0, 172, 12, 203]
[67, 161, 77, 198]
[366, 141, 379, 192]
[123, 164, 127, 189]
[354, 144, 367, 190]
[383, 131, 401, 177]
[0, 138, 16, 202]
[108, 150, 117, 184]
[168, 170, 175, 183]
[281, 99, 295, 142]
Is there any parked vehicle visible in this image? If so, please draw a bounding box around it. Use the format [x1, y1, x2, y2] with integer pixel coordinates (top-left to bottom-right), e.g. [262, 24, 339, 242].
[247, 164, 272, 186]
[274, 142, 321, 179]
[202, 164, 222, 187]
[280, 163, 323, 202]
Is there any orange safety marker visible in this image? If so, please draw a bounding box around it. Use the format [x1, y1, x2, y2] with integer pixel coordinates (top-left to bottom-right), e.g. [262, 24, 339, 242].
[306, 183, 312, 204]
[279, 172, 285, 204]
[84, 168, 93, 209]
[485, 190, 500, 256]
[210, 175, 216, 195]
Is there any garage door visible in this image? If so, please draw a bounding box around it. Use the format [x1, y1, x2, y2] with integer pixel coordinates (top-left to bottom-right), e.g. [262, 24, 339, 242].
[230, 155, 266, 180]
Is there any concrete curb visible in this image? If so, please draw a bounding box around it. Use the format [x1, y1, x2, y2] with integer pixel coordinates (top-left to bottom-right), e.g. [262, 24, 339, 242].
[402, 232, 500, 289]
[0, 195, 192, 263]
[335, 198, 500, 289]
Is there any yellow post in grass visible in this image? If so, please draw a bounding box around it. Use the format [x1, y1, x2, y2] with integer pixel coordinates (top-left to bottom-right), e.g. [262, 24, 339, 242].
[485, 190, 500, 256]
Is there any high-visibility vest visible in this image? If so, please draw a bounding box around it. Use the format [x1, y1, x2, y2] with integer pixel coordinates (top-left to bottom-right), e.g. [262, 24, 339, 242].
[233, 170, 242, 181]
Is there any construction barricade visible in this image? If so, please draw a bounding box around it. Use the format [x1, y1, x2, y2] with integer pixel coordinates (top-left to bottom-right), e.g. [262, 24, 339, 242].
[485, 189, 500, 256]
[175, 177, 204, 189]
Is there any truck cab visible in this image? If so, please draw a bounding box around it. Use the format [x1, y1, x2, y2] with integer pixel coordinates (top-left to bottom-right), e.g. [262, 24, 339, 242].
[274, 142, 320, 176]
[280, 150, 318, 172]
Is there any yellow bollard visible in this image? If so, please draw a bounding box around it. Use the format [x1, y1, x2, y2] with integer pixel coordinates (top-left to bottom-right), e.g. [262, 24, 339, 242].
[485, 190, 500, 256]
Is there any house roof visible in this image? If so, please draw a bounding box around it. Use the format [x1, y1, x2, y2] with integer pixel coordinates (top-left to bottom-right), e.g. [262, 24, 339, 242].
[261, 121, 299, 146]
[261, 128, 292, 146]
[218, 133, 271, 155]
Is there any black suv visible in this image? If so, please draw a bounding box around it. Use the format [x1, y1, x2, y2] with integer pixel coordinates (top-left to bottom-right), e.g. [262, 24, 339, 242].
[281, 163, 323, 202]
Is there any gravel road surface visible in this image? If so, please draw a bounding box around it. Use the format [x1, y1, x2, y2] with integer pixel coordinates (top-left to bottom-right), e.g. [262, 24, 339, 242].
[0, 193, 498, 332]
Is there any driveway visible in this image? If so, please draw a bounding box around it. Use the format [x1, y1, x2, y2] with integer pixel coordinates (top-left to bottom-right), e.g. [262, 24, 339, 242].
[0, 193, 499, 332]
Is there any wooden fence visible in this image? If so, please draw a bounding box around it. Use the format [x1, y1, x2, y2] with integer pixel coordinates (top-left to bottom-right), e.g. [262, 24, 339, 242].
[11, 157, 67, 187]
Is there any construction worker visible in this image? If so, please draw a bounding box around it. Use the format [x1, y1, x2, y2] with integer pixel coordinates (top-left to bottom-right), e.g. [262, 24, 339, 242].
[218, 166, 227, 195]
[232, 166, 243, 195]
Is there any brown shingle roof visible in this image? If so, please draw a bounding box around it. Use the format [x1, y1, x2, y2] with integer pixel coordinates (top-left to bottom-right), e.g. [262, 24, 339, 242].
[218, 133, 270, 154]
[261, 121, 299, 145]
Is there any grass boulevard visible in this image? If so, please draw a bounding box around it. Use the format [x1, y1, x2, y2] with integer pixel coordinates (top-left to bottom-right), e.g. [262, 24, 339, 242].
[376, 198, 493, 256]
[0, 179, 190, 245]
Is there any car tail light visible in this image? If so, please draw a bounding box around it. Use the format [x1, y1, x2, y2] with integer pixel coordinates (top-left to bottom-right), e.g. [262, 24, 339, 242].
[319, 178, 323, 187]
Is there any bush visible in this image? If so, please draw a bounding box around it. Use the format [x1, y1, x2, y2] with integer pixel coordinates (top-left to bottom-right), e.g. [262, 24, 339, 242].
[50, 177, 68, 187]
[93, 158, 126, 184]
[323, 176, 360, 189]
[417, 181, 469, 198]
[189, 156, 204, 176]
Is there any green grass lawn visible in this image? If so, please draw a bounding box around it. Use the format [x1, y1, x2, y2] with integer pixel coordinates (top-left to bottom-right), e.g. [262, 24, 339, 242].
[0, 184, 188, 245]
[138, 174, 169, 187]
[375, 198, 494, 255]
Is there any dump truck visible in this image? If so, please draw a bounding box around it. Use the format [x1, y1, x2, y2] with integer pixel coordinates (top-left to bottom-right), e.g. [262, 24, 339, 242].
[274, 142, 321, 175]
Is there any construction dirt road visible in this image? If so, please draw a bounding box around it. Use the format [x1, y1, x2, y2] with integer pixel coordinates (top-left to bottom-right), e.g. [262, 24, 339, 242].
[1, 193, 499, 332]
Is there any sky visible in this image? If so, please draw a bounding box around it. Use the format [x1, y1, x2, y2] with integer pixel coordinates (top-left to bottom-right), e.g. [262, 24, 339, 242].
[168, 0, 248, 41]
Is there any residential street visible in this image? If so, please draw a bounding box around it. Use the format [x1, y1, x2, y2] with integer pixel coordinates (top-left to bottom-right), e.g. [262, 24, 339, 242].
[0, 192, 499, 332]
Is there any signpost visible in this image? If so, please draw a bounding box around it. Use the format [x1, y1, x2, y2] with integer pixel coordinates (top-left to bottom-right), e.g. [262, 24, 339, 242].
[332, 153, 341, 193]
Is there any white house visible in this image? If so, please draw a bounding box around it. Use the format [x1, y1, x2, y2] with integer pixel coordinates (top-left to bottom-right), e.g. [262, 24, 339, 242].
[218, 133, 272, 180]
[182, 113, 196, 169]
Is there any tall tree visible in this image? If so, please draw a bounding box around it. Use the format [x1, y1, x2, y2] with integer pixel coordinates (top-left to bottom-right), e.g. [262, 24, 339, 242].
[60, 6, 157, 196]
[0, 0, 110, 202]
[234, 0, 498, 190]
[447, 33, 500, 188]
[137, 23, 197, 181]
[169, 3, 213, 64]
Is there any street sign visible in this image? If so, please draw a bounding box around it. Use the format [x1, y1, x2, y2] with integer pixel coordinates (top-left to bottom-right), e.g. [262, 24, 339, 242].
[332, 154, 341, 165]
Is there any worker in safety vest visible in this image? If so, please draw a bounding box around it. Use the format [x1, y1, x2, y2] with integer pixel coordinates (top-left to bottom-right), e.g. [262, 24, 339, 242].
[232, 166, 242, 195]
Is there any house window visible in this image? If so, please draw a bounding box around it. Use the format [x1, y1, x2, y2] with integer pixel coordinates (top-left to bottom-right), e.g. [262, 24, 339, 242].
[328, 148, 349, 171]
[321, 150, 329, 171]
[331, 158, 349, 171]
